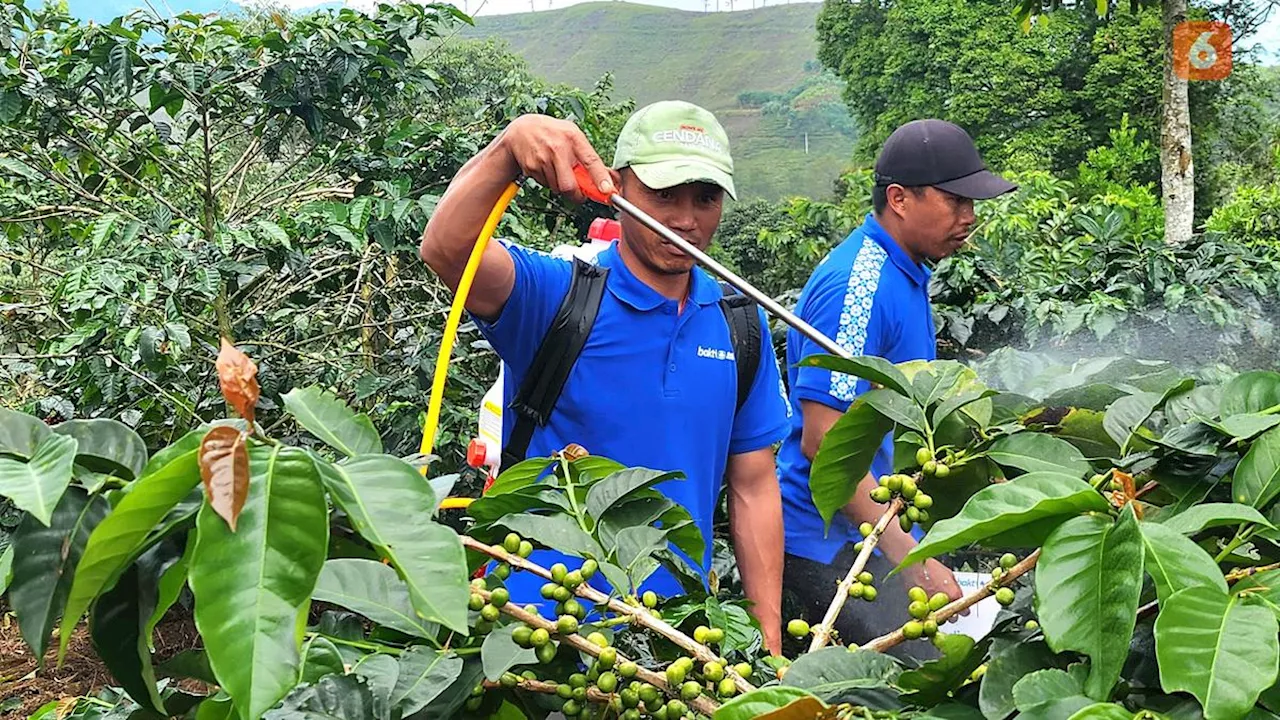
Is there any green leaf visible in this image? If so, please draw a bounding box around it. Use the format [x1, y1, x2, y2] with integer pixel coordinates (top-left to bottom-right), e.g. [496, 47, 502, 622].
[391, 646, 465, 716]
[1068, 704, 1136, 720]
[1205, 414, 1280, 442]
[897, 472, 1108, 569]
[53, 418, 147, 480]
[809, 398, 894, 529]
[0, 433, 78, 526]
[933, 389, 999, 427]
[1220, 371, 1280, 417]
[195, 695, 235, 720]
[312, 558, 438, 639]
[0, 546, 12, 596]
[584, 468, 682, 521]
[705, 597, 760, 655]
[317, 454, 468, 634]
[327, 224, 362, 251]
[481, 624, 537, 681]
[1157, 503, 1273, 535]
[1103, 392, 1160, 454]
[157, 648, 217, 686]
[299, 636, 345, 684]
[1155, 586, 1280, 720]
[145, 531, 194, 651]
[8, 487, 110, 662]
[1034, 507, 1144, 700]
[282, 386, 382, 457]
[1233, 428, 1280, 508]
[898, 633, 991, 706]
[89, 213, 119, 251]
[1233, 569, 1280, 619]
[190, 444, 329, 720]
[918, 705, 988, 720]
[1013, 668, 1087, 712]
[0, 407, 50, 459]
[59, 447, 200, 661]
[497, 512, 604, 559]
[781, 647, 902, 705]
[256, 220, 292, 249]
[797, 354, 913, 398]
[1139, 520, 1227, 604]
[980, 641, 1057, 720]
[484, 457, 554, 496]
[986, 433, 1090, 478]
[352, 653, 397, 719]
[712, 687, 826, 720]
[89, 537, 184, 715]
[861, 388, 928, 434]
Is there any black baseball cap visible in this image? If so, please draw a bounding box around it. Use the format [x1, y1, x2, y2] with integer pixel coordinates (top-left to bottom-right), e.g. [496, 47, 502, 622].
[873, 119, 1017, 200]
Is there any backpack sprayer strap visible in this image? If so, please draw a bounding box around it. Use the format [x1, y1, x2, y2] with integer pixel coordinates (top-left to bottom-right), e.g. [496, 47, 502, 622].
[501, 258, 610, 469]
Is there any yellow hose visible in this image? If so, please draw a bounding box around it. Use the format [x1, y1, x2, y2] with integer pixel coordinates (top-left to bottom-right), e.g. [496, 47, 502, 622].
[420, 182, 520, 511]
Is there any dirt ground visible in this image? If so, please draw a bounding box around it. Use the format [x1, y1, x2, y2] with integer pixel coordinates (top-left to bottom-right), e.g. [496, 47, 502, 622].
[0, 602, 205, 718]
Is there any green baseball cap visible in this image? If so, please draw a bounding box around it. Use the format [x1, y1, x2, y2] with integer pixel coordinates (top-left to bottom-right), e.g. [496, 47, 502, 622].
[611, 100, 737, 200]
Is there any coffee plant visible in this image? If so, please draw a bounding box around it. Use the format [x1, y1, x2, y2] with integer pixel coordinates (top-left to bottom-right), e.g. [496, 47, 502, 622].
[4, 337, 1280, 720]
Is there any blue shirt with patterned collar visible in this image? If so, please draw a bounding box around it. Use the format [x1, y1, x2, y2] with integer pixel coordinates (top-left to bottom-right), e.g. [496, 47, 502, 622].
[472, 239, 791, 610]
[776, 213, 937, 564]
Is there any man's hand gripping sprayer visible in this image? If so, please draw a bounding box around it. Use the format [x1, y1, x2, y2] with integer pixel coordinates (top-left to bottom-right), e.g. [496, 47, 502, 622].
[424, 165, 850, 510]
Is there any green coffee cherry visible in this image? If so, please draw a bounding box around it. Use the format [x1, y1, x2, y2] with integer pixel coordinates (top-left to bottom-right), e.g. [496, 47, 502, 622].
[598, 671, 618, 693]
[719, 677, 737, 697]
[531, 628, 550, 647]
[493, 563, 511, 580]
[908, 601, 930, 619]
[887, 475, 904, 492]
[619, 661, 638, 679]
[878, 475, 892, 488]
[871, 487, 893, 503]
[501, 671, 519, 688]
[694, 625, 710, 643]
[900, 514, 914, 533]
[563, 599, 584, 619]
[853, 541, 865, 553]
[862, 585, 878, 601]
[734, 662, 753, 678]
[914, 493, 933, 510]
[907, 506, 921, 522]
[465, 696, 483, 711]
[787, 619, 811, 637]
[512, 625, 532, 648]
[599, 647, 617, 669]
[859, 521, 874, 537]
[929, 592, 949, 611]
[551, 563, 568, 583]
[557, 615, 579, 635]
[680, 681, 701, 700]
[638, 684, 660, 704]
[900, 477, 918, 500]
[903, 621, 924, 639]
[642, 590, 659, 608]
[667, 699, 687, 718]
[916, 447, 933, 466]
[468, 593, 484, 611]
[623, 709, 642, 720]
[621, 687, 640, 707]
[518, 540, 534, 558]
[666, 664, 687, 685]
[996, 587, 1016, 606]
[1000, 553, 1018, 570]
[581, 559, 599, 579]
[557, 684, 575, 699]
[917, 509, 930, 523]
[935, 463, 951, 478]
[504, 532, 521, 553]
[541, 583, 558, 600]
[564, 570, 584, 589]
[553, 586, 572, 603]
[480, 604, 500, 623]
[586, 666, 600, 684]
[561, 699, 581, 716]
[490, 587, 509, 608]
[849, 582, 865, 599]
[587, 631, 609, 648]
[704, 661, 725, 682]
[707, 628, 725, 643]
[569, 673, 588, 688]
[857, 572, 873, 585]
[923, 619, 938, 637]
[923, 460, 938, 475]
[521, 670, 537, 681]
[1025, 620, 1040, 630]
[908, 587, 928, 604]
[537, 643, 557, 664]
[991, 567, 1004, 581]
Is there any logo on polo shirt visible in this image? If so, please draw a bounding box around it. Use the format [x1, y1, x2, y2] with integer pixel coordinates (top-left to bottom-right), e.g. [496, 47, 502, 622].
[697, 345, 735, 361]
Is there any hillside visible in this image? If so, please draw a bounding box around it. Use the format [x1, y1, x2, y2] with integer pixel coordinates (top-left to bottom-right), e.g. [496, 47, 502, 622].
[460, 1, 855, 200]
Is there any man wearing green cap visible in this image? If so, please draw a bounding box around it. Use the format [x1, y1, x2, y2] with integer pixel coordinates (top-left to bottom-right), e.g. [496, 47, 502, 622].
[420, 101, 791, 654]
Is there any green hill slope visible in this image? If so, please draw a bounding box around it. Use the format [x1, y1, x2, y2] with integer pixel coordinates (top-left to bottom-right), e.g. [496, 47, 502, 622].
[460, 1, 855, 200]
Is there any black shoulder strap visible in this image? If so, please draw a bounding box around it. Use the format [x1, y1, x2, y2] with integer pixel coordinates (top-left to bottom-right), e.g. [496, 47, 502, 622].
[502, 258, 609, 469]
[719, 282, 763, 413]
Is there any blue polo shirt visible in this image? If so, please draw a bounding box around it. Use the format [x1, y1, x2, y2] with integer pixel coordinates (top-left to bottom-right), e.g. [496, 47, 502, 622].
[473, 239, 791, 610]
[776, 213, 937, 564]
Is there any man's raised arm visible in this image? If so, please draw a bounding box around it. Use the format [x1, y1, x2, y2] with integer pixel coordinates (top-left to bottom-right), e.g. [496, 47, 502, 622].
[418, 115, 615, 320]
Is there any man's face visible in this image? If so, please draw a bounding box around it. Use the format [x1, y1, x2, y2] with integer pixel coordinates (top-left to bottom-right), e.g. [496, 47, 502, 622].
[891, 185, 976, 262]
[617, 169, 725, 275]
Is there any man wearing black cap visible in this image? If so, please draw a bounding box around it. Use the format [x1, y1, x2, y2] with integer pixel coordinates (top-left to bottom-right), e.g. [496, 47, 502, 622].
[775, 119, 1017, 658]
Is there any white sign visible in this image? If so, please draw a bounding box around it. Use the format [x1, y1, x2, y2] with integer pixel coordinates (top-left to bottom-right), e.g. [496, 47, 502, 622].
[943, 571, 1003, 639]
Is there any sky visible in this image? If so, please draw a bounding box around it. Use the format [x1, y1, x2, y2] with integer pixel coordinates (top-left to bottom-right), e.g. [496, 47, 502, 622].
[47, 0, 1280, 59]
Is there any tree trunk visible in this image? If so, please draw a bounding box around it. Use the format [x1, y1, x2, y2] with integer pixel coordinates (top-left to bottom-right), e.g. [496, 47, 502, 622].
[1160, 0, 1194, 245]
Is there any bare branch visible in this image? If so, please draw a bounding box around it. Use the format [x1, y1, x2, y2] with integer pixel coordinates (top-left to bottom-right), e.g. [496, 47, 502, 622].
[809, 497, 906, 652]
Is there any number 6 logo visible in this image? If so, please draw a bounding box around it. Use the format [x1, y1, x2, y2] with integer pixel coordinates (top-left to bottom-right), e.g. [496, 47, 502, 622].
[1174, 20, 1232, 81]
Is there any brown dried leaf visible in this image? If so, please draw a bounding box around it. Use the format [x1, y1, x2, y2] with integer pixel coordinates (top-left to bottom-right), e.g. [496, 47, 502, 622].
[216, 338, 259, 430]
[199, 426, 249, 531]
